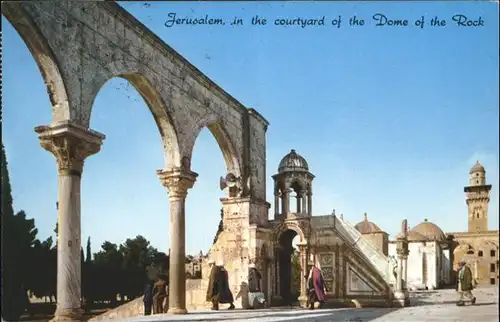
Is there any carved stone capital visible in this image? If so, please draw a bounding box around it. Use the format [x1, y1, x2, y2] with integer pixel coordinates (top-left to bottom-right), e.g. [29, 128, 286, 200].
[35, 122, 105, 176]
[157, 167, 198, 200]
[396, 248, 409, 259]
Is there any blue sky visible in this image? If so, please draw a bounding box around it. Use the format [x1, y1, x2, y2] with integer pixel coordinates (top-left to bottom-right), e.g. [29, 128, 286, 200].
[2, 2, 498, 255]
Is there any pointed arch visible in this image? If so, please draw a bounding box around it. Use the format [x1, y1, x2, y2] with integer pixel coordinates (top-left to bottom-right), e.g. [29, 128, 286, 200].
[2, 4, 71, 122]
[188, 114, 242, 178]
[86, 60, 182, 169]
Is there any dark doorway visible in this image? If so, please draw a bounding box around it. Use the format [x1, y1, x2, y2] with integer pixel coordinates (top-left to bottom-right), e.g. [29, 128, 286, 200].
[277, 229, 298, 304]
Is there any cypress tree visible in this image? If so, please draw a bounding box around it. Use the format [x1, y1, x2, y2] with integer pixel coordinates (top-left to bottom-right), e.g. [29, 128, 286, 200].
[1, 141, 14, 217]
[86, 237, 92, 263]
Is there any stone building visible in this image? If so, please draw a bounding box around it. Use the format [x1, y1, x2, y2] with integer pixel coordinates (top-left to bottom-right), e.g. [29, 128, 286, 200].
[448, 161, 499, 286]
[388, 219, 453, 290]
[185, 251, 204, 279]
[206, 149, 402, 309]
[354, 213, 389, 256]
[383, 161, 498, 290]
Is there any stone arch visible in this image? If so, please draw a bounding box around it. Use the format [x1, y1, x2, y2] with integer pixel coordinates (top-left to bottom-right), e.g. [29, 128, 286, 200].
[275, 222, 306, 244]
[186, 113, 242, 178]
[85, 60, 182, 169]
[2, 6, 71, 122]
[453, 243, 473, 253]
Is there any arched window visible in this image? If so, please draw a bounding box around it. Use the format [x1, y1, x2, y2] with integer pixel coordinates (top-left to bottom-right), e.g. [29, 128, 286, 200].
[478, 250, 483, 257]
[491, 250, 496, 257]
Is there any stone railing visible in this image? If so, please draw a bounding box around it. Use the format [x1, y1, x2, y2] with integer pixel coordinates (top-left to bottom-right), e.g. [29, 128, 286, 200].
[334, 216, 396, 286]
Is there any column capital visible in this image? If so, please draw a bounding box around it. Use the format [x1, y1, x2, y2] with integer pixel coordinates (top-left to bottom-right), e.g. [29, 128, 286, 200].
[157, 167, 198, 199]
[35, 122, 105, 176]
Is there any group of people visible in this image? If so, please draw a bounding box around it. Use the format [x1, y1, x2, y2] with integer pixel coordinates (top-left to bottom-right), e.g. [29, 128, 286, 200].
[142, 257, 477, 315]
[206, 261, 266, 310]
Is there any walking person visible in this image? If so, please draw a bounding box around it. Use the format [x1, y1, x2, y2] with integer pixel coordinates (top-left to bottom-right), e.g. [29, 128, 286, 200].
[144, 263, 159, 315]
[152, 275, 168, 314]
[219, 264, 236, 310]
[456, 260, 476, 306]
[206, 259, 222, 310]
[306, 263, 326, 310]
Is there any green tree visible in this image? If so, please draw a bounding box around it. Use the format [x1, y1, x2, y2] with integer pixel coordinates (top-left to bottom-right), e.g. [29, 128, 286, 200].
[1, 141, 39, 320]
[93, 241, 124, 303]
[30, 237, 55, 300]
[1, 141, 14, 217]
[86, 237, 92, 263]
[119, 235, 158, 299]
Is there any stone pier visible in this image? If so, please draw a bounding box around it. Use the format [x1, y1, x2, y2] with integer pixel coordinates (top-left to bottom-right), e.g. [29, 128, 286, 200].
[35, 122, 105, 321]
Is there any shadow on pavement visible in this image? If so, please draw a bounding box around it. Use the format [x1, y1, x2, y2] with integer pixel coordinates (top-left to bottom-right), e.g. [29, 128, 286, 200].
[126, 307, 400, 322]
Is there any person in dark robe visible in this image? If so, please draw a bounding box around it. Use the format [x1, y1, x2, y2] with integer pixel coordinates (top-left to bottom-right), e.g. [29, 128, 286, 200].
[152, 275, 168, 314]
[218, 264, 235, 310]
[456, 260, 476, 306]
[143, 264, 159, 315]
[306, 264, 326, 310]
[143, 281, 154, 315]
[206, 259, 222, 310]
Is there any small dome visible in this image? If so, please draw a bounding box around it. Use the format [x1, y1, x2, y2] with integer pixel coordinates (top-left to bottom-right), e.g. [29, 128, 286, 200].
[470, 161, 485, 174]
[396, 230, 427, 242]
[354, 213, 382, 234]
[410, 219, 446, 241]
[278, 149, 309, 173]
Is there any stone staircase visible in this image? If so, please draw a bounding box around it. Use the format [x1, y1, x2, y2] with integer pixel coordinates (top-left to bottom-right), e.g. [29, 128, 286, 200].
[334, 215, 396, 286]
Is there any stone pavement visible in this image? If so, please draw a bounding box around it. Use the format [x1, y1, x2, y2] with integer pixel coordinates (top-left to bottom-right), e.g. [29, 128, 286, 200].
[121, 287, 498, 322]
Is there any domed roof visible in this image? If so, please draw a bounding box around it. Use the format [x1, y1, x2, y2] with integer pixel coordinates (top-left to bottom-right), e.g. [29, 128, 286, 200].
[278, 149, 309, 173]
[396, 229, 427, 242]
[410, 219, 446, 241]
[470, 161, 485, 174]
[354, 213, 382, 234]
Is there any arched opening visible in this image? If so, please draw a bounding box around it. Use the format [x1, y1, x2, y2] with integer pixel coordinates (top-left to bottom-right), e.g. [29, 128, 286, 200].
[83, 76, 170, 304]
[1, 9, 70, 122]
[2, 15, 65, 317]
[289, 180, 305, 214]
[188, 127, 233, 254]
[276, 229, 301, 303]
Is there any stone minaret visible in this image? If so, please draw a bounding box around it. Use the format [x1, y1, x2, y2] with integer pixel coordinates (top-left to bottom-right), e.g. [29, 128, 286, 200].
[464, 161, 492, 232]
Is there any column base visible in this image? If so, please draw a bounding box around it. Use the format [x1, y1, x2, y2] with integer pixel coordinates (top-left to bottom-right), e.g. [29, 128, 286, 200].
[50, 308, 84, 322]
[167, 307, 188, 315]
[298, 295, 308, 308]
[392, 290, 410, 307]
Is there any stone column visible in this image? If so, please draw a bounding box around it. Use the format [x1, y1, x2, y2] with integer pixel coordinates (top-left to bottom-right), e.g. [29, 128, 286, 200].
[274, 192, 280, 217]
[35, 122, 105, 322]
[157, 168, 197, 314]
[307, 190, 312, 216]
[296, 192, 301, 214]
[298, 244, 308, 307]
[281, 190, 289, 214]
[301, 194, 307, 213]
[394, 219, 410, 307]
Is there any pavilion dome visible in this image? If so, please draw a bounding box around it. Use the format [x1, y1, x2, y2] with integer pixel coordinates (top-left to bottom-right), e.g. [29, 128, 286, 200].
[396, 229, 428, 242]
[470, 161, 485, 174]
[410, 219, 446, 242]
[278, 149, 309, 173]
[354, 213, 383, 234]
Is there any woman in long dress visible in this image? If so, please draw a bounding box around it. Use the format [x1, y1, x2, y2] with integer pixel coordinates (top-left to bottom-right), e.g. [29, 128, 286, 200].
[306, 265, 326, 310]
